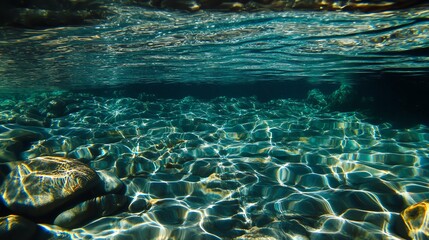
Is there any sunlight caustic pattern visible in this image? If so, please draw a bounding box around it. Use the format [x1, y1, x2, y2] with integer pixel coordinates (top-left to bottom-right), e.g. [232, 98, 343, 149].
[1, 92, 428, 239]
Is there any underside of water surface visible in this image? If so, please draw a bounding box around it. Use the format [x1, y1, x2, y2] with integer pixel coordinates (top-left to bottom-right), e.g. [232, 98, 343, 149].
[1, 1, 429, 240]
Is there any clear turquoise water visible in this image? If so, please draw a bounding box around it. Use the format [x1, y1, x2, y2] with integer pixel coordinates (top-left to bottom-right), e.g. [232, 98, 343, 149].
[1, 3, 429, 240]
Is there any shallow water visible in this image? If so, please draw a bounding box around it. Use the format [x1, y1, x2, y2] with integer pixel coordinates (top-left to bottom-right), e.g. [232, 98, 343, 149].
[1, 91, 429, 239]
[1, 2, 429, 240]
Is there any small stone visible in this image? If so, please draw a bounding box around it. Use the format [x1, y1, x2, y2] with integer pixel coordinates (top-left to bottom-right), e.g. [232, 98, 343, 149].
[206, 199, 240, 218]
[40, 98, 67, 118]
[401, 200, 429, 240]
[202, 216, 245, 238]
[240, 143, 270, 157]
[252, 129, 269, 141]
[0, 215, 38, 240]
[218, 2, 244, 11]
[160, 0, 201, 11]
[53, 194, 128, 229]
[270, 148, 294, 161]
[128, 196, 152, 213]
[94, 170, 124, 195]
[1, 156, 100, 217]
[151, 203, 189, 226]
[274, 193, 332, 217]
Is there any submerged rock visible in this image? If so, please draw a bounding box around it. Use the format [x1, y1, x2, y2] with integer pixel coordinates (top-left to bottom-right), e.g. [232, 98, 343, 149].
[401, 200, 429, 240]
[306, 89, 327, 108]
[0, 0, 108, 27]
[328, 84, 358, 111]
[128, 196, 152, 213]
[94, 170, 125, 195]
[53, 194, 128, 229]
[0, 129, 45, 162]
[0, 215, 38, 240]
[306, 85, 360, 111]
[0, 156, 100, 217]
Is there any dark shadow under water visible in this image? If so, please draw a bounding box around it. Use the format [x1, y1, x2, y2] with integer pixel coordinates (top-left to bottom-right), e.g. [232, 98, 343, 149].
[80, 71, 428, 129]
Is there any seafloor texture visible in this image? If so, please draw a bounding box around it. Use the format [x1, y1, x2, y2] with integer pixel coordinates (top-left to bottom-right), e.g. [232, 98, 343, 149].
[1, 91, 428, 239]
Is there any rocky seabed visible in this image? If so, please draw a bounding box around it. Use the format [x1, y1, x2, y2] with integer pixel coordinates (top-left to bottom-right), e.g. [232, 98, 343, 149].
[1, 91, 429, 239]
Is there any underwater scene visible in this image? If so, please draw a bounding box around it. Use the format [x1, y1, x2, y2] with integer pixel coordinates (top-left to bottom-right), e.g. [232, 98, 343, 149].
[1, 1, 429, 240]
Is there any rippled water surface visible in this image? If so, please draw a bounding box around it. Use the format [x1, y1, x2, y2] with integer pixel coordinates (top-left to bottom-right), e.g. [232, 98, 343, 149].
[1, 4, 429, 89]
[1, 3, 429, 240]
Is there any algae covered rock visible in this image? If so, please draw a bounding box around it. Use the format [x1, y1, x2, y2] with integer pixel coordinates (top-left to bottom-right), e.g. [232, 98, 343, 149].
[0, 156, 100, 217]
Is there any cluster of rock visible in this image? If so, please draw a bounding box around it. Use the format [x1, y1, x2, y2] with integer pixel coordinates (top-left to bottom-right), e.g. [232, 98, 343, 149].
[306, 85, 361, 111]
[0, 0, 108, 27]
[132, 0, 425, 12]
[0, 154, 128, 239]
[0, 92, 86, 129]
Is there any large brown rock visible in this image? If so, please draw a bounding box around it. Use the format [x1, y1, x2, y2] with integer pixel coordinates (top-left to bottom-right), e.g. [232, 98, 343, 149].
[0, 156, 100, 217]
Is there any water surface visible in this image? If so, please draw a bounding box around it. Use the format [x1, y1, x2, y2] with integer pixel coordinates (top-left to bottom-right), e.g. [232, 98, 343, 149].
[1, 3, 429, 240]
[1, 4, 428, 90]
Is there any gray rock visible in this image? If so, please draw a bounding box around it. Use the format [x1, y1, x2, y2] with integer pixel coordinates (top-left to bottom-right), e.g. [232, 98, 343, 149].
[53, 194, 128, 229]
[0, 215, 37, 240]
[0, 156, 100, 217]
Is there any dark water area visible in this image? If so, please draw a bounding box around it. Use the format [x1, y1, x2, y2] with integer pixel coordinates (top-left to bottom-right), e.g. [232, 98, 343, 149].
[82, 74, 429, 128]
[1, 2, 429, 240]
